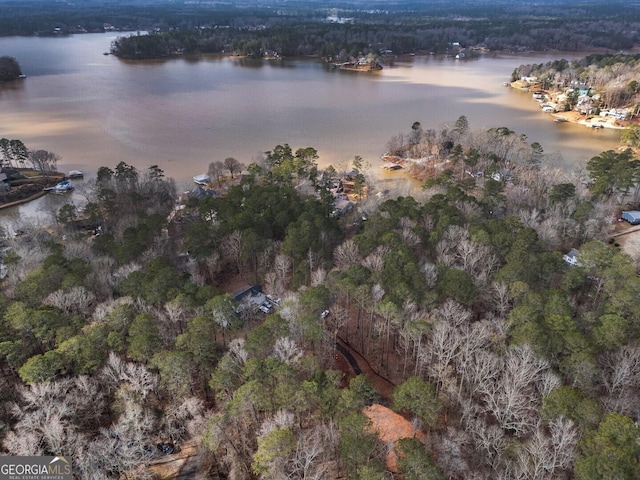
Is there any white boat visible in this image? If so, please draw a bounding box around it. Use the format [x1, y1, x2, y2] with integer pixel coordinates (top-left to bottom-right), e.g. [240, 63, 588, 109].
[67, 170, 84, 179]
[45, 180, 74, 193]
[193, 174, 210, 185]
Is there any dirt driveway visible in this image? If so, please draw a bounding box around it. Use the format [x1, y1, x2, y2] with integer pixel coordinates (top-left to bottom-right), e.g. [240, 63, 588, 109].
[611, 221, 640, 259]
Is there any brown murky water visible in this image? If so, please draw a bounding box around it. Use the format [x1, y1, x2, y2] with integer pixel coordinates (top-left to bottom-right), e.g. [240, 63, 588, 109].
[0, 34, 621, 224]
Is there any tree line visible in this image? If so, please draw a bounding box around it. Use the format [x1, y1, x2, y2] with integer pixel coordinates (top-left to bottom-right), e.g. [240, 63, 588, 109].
[0, 138, 65, 177]
[3, 0, 639, 57]
[110, 8, 640, 61]
[3, 0, 639, 56]
[1, 121, 640, 478]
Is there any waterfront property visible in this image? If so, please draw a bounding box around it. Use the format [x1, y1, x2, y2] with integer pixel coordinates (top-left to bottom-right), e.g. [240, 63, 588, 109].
[45, 180, 74, 194]
[193, 174, 210, 185]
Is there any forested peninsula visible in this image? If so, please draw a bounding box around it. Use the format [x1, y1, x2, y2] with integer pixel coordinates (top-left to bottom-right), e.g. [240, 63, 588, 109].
[2, 117, 640, 478]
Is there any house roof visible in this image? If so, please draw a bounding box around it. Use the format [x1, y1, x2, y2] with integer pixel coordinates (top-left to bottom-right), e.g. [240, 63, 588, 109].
[563, 248, 580, 266]
[565, 248, 579, 259]
[623, 210, 640, 221]
[232, 284, 263, 302]
[189, 186, 218, 199]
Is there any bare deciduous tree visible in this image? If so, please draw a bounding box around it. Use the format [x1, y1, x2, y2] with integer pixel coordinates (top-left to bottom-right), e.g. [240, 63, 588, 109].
[310, 267, 327, 286]
[434, 427, 473, 478]
[264, 270, 279, 298]
[100, 352, 158, 400]
[289, 422, 337, 480]
[112, 262, 142, 289]
[362, 251, 384, 274]
[492, 282, 512, 317]
[44, 286, 96, 316]
[123, 362, 159, 400]
[222, 230, 244, 276]
[223, 157, 244, 179]
[208, 160, 226, 186]
[82, 401, 156, 479]
[478, 344, 553, 437]
[228, 338, 249, 366]
[516, 418, 578, 480]
[29, 149, 60, 176]
[92, 297, 136, 323]
[161, 297, 189, 339]
[273, 337, 303, 365]
[333, 239, 361, 271]
[599, 345, 640, 415]
[4, 377, 105, 461]
[462, 405, 506, 472]
[420, 261, 438, 289]
[205, 250, 222, 281]
[162, 396, 207, 444]
[273, 254, 292, 293]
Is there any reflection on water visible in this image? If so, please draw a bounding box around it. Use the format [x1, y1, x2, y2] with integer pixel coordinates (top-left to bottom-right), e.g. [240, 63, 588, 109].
[0, 185, 88, 232]
[0, 34, 624, 224]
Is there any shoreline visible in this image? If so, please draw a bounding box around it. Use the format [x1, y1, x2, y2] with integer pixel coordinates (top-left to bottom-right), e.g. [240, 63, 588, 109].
[0, 190, 48, 210]
[0, 171, 66, 210]
[380, 82, 637, 183]
[550, 110, 627, 130]
[509, 81, 632, 130]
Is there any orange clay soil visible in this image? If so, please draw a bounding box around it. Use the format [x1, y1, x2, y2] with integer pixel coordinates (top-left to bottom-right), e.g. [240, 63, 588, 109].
[363, 404, 427, 473]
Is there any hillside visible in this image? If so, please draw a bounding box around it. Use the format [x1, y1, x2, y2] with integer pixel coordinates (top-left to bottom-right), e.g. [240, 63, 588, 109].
[1, 126, 640, 478]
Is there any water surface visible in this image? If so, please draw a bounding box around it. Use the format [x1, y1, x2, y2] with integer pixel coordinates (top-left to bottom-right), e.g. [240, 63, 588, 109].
[0, 34, 622, 224]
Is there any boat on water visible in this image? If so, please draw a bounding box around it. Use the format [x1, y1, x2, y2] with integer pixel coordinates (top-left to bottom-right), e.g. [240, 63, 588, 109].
[67, 170, 84, 179]
[193, 174, 210, 185]
[382, 162, 403, 171]
[45, 180, 74, 194]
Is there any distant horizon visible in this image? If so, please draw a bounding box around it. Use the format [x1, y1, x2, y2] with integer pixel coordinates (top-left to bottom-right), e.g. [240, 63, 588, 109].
[0, 0, 625, 7]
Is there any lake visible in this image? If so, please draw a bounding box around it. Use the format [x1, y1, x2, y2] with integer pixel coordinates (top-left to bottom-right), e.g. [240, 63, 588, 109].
[0, 33, 622, 224]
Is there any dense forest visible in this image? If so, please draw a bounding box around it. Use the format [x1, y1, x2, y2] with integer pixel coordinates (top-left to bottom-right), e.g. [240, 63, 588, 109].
[109, 8, 640, 60]
[2, 0, 640, 54]
[1, 116, 640, 478]
[3, 2, 640, 477]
